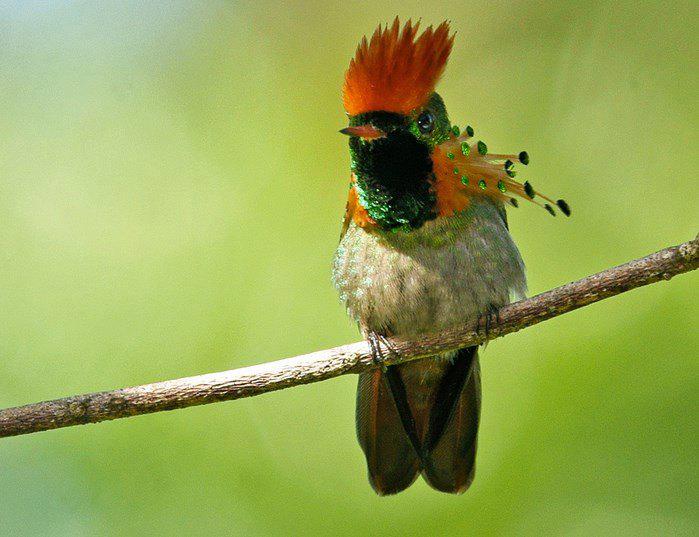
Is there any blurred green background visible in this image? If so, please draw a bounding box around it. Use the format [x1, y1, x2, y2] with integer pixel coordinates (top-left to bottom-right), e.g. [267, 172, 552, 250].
[1, 1, 697, 535]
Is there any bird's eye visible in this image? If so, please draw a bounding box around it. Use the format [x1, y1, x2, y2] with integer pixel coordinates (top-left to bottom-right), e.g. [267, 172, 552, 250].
[417, 111, 435, 134]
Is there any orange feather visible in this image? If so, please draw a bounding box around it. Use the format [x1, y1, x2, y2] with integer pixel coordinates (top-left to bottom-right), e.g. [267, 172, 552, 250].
[341, 175, 376, 237]
[343, 18, 454, 116]
[433, 133, 568, 217]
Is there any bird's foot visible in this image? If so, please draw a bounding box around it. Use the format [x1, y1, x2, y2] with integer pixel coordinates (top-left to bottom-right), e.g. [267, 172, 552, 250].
[478, 304, 501, 341]
[365, 331, 397, 371]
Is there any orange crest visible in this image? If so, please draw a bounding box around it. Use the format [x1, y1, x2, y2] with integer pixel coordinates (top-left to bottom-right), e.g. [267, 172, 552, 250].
[342, 18, 454, 116]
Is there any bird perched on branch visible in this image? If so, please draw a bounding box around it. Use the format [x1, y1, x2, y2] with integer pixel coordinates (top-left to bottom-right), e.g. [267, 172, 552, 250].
[332, 18, 570, 495]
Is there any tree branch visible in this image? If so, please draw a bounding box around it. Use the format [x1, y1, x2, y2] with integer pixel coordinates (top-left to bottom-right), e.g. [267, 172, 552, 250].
[1, 237, 697, 439]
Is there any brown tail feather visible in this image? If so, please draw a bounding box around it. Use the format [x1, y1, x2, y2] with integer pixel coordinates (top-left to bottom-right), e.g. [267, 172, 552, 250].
[356, 369, 421, 495]
[356, 347, 481, 495]
[421, 348, 481, 493]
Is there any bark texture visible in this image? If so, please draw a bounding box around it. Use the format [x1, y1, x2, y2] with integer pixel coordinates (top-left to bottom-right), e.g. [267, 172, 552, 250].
[1, 236, 696, 439]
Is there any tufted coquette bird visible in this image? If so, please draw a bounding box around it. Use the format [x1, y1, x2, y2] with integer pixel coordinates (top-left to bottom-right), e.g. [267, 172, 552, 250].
[332, 18, 570, 495]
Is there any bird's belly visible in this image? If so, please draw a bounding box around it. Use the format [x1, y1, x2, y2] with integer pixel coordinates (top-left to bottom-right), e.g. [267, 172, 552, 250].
[332, 202, 527, 337]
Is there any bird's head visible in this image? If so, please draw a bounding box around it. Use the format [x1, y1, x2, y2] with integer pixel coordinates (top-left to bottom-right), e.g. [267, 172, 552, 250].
[340, 18, 570, 233]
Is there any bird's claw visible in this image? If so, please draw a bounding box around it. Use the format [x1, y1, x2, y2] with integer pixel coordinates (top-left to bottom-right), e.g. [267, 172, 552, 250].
[366, 331, 397, 371]
[478, 305, 501, 341]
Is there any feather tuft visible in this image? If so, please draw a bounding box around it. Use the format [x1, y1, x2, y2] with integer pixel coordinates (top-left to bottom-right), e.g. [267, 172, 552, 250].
[433, 132, 571, 218]
[343, 18, 454, 116]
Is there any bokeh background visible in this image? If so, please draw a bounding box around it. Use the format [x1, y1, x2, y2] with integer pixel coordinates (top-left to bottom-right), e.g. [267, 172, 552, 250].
[1, 1, 697, 535]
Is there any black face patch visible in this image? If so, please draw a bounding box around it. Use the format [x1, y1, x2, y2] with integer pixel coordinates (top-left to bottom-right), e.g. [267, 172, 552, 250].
[349, 114, 436, 231]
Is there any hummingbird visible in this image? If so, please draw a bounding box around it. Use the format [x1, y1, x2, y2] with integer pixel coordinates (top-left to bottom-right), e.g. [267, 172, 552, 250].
[332, 18, 570, 495]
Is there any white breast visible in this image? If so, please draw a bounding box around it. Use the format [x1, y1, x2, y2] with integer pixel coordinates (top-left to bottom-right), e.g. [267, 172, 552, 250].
[332, 198, 526, 337]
